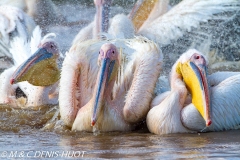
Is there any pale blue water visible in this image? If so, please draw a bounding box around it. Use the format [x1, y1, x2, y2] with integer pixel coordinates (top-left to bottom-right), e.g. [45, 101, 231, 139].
[1, 129, 240, 159]
[0, 1, 240, 159]
[0, 105, 240, 159]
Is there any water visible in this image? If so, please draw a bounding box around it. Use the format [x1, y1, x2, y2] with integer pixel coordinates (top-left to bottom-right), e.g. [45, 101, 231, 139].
[0, 105, 240, 159]
[1, 1, 240, 159]
[1, 104, 240, 159]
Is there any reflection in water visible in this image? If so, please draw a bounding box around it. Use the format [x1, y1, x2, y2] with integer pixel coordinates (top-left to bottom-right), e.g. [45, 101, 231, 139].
[0, 104, 240, 158]
[0, 105, 58, 132]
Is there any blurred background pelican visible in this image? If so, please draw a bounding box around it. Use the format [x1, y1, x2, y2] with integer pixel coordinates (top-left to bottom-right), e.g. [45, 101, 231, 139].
[0, 5, 35, 71]
[0, 0, 64, 27]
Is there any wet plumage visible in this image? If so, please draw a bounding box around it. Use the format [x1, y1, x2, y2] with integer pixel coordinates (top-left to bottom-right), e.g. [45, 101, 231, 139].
[60, 37, 162, 132]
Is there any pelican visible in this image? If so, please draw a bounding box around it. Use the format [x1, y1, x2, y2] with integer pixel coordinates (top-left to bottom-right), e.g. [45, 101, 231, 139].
[59, 37, 162, 132]
[0, 26, 60, 107]
[147, 49, 240, 135]
[0, 5, 35, 70]
[57, 0, 163, 132]
[146, 49, 211, 134]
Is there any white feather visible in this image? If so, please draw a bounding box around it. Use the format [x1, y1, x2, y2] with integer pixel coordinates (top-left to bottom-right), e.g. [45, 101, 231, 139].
[9, 37, 30, 66]
[139, 0, 240, 46]
[182, 74, 240, 132]
[30, 25, 42, 54]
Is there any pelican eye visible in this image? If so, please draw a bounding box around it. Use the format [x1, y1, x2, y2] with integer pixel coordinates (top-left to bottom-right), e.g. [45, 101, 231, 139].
[195, 55, 200, 59]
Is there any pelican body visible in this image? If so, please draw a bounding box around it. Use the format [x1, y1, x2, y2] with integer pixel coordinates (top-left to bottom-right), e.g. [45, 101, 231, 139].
[182, 71, 240, 132]
[60, 37, 162, 132]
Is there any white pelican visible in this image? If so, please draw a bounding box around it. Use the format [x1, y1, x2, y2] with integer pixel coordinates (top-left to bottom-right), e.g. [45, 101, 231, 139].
[59, 37, 162, 132]
[56, 0, 162, 132]
[147, 49, 212, 135]
[0, 5, 35, 70]
[0, 26, 60, 107]
[147, 49, 240, 135]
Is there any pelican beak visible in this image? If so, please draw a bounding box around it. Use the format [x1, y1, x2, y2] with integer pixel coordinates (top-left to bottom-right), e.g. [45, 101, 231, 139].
[176, 58, 211, 127]
[91, 57, 115, 126]
[10, 47, 60, 86]
[129, 0, 158, 31]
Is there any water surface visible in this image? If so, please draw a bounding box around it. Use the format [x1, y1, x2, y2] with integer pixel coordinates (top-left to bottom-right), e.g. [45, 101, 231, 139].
[0, 105, 240, 159]
[0, 1, 240, 159]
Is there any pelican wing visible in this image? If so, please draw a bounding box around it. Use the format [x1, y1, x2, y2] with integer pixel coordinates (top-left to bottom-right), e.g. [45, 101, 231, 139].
[30, 26, 42, 54]
[139, 0, 240, 70]
[0, 5, 36, 69]
[9, 26, 45, 67]
[59, 39, 104, 127]
[210, 74, 240, 131]
[9, 36, 31, 67]
[182, 74, 240, 132]
[72, 22, 94, 44]
[0, 40, 11, 59]
[208, 71, 240, 87]
[0, 5, 35, 44]
[140, 0, 239, 45]
[119, 37, 162, 123]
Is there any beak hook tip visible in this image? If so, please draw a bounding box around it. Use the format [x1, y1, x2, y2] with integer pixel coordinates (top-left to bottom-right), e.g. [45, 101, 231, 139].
[91, 121, 96, 126]
[206, 119, 212, 127]
[10, 78, 15, 85]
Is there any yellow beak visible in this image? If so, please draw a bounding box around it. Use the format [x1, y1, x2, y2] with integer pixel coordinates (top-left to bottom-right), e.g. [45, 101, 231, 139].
[176, 60, 211, 127]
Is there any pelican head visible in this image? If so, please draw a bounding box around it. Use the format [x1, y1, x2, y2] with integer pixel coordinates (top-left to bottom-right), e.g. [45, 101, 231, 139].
[10, 39, 60, 86]
[175, 49, 211, 127]
[91, 43, 119, 126]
